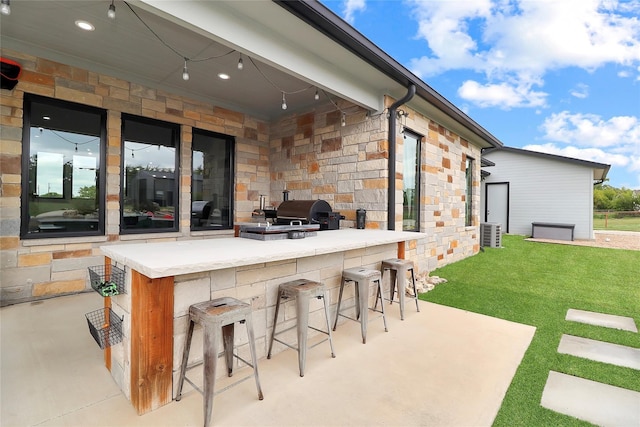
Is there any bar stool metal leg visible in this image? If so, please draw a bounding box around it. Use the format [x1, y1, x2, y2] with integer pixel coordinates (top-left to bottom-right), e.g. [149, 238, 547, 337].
[222, 323, 234, 376]
[410, 267, 420, 313]
[394, 268, 407, 320]
[296, 291, 310, 377]
[266, 288, 283, 360]
[376, 279, 388, 333]
[332, 279, 346, 331]
[175, 319, 195, 401]
[244, 312, 264, 400]
[356, 276, 368, 343]
[202, 326, 219, 427]
[321, 290, 336, 358]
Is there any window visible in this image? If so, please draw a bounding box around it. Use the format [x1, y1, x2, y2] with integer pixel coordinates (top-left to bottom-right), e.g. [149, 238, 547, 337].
[402, 131, 421, 231]
[21, 94, 106, 238]
[191, 129, 234, 230]
[121, 115, 179, 233]
[465, 157, 474, 226]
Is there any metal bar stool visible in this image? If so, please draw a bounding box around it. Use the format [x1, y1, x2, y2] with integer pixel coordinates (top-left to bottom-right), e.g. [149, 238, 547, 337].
[267, 279, 335, 377]
[333, 267, 388, 344]
[378, 258, 420, 320]
[176, 297, 263, 427]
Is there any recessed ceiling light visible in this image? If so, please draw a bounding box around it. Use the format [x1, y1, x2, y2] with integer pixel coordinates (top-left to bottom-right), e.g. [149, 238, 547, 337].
[218, 73, 230, 80]
[75, 20, 95, 31]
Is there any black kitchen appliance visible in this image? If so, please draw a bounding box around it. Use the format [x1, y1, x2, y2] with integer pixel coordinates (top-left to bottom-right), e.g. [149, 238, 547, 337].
[274, 199, 343, 230]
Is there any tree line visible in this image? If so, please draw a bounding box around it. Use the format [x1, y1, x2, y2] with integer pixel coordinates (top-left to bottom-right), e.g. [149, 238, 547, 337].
[594, 184, 640, 211]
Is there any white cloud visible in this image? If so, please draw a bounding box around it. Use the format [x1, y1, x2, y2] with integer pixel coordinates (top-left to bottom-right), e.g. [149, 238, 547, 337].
[457, 80, 547, 109]
[540, 111, 640, 148]
[570, 83, 589, 99]
[342, 0, 366, 25]
[533, 111, 640, 180]
[522, 143, 630, 167]
[406, 0, 640, 109]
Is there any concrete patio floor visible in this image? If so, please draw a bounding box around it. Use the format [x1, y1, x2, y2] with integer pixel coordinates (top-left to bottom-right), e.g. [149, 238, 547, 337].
[1, 292, 536, 427]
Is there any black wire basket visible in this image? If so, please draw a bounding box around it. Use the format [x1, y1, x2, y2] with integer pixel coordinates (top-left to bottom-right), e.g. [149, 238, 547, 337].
[88, 264, 125, 297]
[85, 307, 123, 349]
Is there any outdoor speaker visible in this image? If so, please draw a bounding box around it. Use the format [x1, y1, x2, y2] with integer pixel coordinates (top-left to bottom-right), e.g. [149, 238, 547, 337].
[1, 57, 22, 90]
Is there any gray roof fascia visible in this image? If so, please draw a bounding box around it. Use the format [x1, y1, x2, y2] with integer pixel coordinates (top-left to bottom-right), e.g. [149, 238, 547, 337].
[484, 146, 611, 180]
[274, 0, 503, 149]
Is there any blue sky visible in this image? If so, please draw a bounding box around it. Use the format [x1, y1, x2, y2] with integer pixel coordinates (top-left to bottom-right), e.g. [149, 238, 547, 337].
[320, 0, 640, 189]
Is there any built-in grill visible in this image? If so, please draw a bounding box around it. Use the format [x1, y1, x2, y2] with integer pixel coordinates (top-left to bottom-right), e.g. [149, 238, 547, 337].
[274, 199, 342, 230]
[239, 199, 342, 241]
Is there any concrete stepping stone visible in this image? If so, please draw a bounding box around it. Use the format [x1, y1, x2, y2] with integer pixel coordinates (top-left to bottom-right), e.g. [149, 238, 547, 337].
[566, 309, 638, 332]
[558, 334, 640, 370]
[541, 371, 640, 427]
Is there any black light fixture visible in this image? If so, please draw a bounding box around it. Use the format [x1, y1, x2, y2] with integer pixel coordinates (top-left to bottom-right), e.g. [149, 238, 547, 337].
[107, 0, 116, 19]
[1, 0, 10, 16]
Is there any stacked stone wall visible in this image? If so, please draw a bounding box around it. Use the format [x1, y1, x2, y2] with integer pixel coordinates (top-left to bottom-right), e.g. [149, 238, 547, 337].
[0, 49, 269, 304]
[1, 48, 481, 305]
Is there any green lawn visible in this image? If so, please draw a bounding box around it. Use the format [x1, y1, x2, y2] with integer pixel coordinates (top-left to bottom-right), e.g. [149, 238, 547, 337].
[420, 235, 640, 426]
[593, 214, 640, 232]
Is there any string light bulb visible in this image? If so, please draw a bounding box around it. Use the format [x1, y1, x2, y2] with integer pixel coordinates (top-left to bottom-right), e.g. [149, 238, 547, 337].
[237, 55, 243, 70]
[341, 112, 346, 127]
[314, 89, 319, 100]
[0, 0, 10, 16]
[281, 92, 287, 110]
[182, 59, 190, 81]
[107, 0, 116, 19]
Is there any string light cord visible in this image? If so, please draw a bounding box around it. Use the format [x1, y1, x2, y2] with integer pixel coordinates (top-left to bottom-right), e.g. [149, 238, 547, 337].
[248, 57, 314, 95]
[49, 130, 98, 146]
[123, 1, 234, 63]
[121, 1, 336, 112]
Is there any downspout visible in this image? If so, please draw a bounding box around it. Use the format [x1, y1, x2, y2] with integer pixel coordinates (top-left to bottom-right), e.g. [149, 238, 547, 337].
[387, 84, 416, 230]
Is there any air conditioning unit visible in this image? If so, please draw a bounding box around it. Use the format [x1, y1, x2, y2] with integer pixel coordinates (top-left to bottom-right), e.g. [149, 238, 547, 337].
[480, 222, 502, 248]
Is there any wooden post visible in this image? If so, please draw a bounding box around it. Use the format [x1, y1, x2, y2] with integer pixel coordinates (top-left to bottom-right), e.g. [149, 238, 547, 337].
[397, 241, 405, 259]
[130, 269, 175, 415]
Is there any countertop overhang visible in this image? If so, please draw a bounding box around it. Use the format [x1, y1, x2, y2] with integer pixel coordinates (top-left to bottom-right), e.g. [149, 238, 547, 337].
[100, 229, 426, 278]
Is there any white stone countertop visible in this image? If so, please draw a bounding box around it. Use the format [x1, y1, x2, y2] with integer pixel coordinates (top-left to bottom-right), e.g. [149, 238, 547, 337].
[100, 229, 426, 279]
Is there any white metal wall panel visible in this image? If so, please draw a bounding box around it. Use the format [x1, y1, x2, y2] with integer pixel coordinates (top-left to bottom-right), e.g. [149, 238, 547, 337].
[482, 150, 594, 240]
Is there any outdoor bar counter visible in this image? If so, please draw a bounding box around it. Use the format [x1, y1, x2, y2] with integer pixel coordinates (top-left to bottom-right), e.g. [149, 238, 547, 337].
[99, 229, 426, 415]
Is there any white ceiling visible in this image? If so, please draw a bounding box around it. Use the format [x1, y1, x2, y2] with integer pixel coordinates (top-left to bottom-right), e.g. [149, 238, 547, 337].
[1, 1, 392, 121]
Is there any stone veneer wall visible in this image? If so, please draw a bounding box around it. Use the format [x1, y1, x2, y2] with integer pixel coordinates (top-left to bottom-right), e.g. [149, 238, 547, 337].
[0, 49, 270, 305]
[269, 98, 481, 272]
[0, 48, 481, 305]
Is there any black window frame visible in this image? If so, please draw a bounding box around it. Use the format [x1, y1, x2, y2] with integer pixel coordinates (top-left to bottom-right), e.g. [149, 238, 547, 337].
[20, 94, 107, 239]
[190, 128, 235, 231]
[120, 114, 180, 235]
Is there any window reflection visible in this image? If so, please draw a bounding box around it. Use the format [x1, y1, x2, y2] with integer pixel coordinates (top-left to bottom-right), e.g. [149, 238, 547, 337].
[35, 151, 63, 197]
[122, 116, 178, 232]
[191, 130, 233, 230]
[403, 131, 421, 232]
[23, 95, 104, 238]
